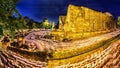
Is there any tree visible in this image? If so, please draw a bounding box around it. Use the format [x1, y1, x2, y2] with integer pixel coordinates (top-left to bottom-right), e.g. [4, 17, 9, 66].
[0, 0, 27, 48]
[55, 21, 59, 29]
[51, 22, 55, 31]
[117, 16, 120, 27]
[32, 22, 37, 28]
[0, 0, 21, 37]
[41, 18, 51, 29]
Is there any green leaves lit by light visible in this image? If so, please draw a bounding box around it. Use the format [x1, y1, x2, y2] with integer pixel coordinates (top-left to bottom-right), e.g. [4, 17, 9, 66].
[117, 16, 120, 27]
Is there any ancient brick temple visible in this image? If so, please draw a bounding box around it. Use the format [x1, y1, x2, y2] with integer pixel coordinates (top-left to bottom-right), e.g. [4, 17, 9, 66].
[52, 4, 116, 41]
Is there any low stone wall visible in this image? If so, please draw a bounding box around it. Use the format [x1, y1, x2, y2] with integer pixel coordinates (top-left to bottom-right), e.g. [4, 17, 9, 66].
[49, 31, 120, 60]
[47, 32, 120, 68]
[54, 40, 120, 68]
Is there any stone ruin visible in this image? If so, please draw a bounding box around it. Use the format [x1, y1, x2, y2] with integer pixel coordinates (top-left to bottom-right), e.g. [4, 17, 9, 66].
[52, 4, 116, 41]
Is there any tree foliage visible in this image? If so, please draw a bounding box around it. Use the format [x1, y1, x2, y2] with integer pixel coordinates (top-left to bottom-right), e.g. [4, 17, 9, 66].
[0, 0, 25, 39]
[117, 16, 120, 27]
[0, 0, 19, 16]
[41, 18, 50, 29]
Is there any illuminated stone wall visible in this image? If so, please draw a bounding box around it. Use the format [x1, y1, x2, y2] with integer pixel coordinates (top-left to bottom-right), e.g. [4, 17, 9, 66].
[61, 4, 116, 32]
[59, 16, 66, 29]
[52, 4, 116, 41]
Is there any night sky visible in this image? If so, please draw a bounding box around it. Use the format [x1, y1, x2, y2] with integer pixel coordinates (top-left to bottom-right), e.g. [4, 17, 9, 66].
[17, 0, 120, 23]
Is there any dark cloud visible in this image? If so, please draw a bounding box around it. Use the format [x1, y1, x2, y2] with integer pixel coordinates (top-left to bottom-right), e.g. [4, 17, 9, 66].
[17, 0, 120, 23]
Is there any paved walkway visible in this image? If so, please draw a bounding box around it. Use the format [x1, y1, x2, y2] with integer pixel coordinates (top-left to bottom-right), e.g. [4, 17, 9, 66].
[25, 29, 120, 52]
[56, 29, 120, 51]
